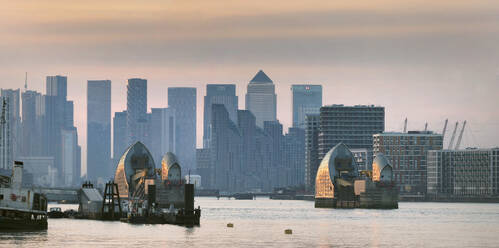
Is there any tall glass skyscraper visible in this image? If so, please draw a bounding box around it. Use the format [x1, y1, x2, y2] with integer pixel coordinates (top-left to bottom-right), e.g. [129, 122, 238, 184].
[203, 84, 238, 148]
[168, 87, 196, 173]
[291, 85, 322, 128]
[87, 80, 111, 181]
[245, 70, 276, 128]
[126, 78, 147, 145]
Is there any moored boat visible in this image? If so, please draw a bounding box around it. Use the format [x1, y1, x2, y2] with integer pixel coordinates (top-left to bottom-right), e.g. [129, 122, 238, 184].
[0, 161, 48, 230]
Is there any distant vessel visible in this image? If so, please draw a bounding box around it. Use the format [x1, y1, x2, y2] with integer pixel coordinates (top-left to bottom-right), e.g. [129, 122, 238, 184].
[0, 161, 48, 230]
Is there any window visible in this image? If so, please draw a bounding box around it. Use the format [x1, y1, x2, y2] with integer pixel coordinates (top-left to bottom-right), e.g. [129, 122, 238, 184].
[0, 194, 3, 200]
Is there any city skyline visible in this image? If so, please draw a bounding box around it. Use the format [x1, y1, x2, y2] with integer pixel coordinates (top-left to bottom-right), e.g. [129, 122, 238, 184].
[0, 71, 494, 176]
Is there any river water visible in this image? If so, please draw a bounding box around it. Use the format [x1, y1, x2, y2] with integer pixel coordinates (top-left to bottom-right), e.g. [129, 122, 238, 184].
[1, 197, 499, 247]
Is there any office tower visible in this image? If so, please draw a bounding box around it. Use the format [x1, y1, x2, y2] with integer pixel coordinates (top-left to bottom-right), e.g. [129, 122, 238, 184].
[150, 108, 175, 164]
[61, 128, 79, 186]
[373, 131, 443, 197]
[168, 87, 196, 172]
[210, 104, 242, 192]
[283, 127, 305, 187]
[246, 70, 277, 128]
[318, 105, 385, 167]
[291, 85, 322, 128]
[22, 90, 42, 156]
[427, 148, 499, 197]
[44, 76, 68, 179]
[113, 111, 128, 167]
[87, 80, 111, 181]
[1, 89, 21, 166]
[305, 114, 320, 192]
[203, 84, 238, 147]
[126, 78, 147, 145]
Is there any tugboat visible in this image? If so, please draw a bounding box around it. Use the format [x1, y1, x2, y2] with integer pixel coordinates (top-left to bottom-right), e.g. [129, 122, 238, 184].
[0, 161, 48, 230]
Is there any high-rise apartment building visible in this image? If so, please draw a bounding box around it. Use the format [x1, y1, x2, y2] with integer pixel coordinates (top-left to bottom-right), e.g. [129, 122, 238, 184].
[373, 131, 443, 197]
[246, 70, 276, 128]
[61, 128, 79, 186]
[126, 78, 147, 145]
[210, 104, 242, 192]
[203, 84, 238, 147]
[87, 80, 111, 181]
[283, 127, 305, 187]
[168, 87, 196, 172]
[305, 114, 320, 192]
[427, 148, 499, 197]
[291, 85, 322, 128]
[318, 105, 385, 166]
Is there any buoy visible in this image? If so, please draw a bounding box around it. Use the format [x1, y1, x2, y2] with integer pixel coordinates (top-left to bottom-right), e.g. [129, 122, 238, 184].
[227, 223, 234, 228]
[285, 229, 292, 234]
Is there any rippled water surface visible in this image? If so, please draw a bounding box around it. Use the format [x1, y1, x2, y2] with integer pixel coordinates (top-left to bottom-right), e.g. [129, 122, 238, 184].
[1, 197, 499, 247]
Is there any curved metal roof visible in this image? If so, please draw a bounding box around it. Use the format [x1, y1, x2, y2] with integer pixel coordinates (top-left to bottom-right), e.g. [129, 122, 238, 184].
[161, 152, 181, 181]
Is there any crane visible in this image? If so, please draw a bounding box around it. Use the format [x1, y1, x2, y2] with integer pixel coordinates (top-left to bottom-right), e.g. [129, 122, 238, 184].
[455, 120, 467, 150]
[424, 122, 428, 131]
[403, 118, 407, 133]
[448, 122, 459, 149]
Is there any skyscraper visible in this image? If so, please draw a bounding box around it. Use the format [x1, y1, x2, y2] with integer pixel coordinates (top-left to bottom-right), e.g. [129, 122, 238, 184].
[0, 97, 11, 170]
[126, 78, 147, 145]
[283, 127, 305, 187]
[291, 85, 322, 128]
[149, 108, 175, 164]
[87, 80, 111, 181]
[21, 90, 42, 156]
[203, 84, 238, 147]
[113, 111, 127, 167]
[168, 87, 196, 172]
[43, 75, 79, 186]
[210, 104, 242, 192]
[246, 70, 276, 128]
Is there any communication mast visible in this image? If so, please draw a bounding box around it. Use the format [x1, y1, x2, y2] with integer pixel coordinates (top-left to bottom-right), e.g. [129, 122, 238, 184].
[403, 118, 407, 133]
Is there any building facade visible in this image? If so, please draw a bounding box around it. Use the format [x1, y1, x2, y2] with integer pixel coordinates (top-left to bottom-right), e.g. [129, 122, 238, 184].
[427, 148, 499, 197]
[21, 90, 43, 157]
[0, 89, 21, 169]
[291, 85, 322, 128]
[373, 131, 443, 196]
[113, 111, 127, 167]
[318, 105, 385, 166]
[87, 80, 111, 181]
[246, 70, 276, 128]
[149, 108, 176, 165]
[203, 84, 238, 148]
[168, 87, 196, 173]
[305, 114, 320, 192]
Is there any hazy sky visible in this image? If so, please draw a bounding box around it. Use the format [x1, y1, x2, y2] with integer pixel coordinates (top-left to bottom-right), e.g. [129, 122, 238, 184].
[1, 0, 498, 174]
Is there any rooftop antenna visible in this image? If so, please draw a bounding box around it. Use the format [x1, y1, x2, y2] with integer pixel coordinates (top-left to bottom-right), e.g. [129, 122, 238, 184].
[24, 72, 28, 91]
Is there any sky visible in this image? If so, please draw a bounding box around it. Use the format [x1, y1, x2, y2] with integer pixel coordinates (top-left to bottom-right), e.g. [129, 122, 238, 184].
[1, 0, 499, 175]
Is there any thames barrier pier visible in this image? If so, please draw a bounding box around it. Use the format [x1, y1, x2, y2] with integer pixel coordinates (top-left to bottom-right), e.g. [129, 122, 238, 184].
[315, 143, 398, 209]
[77, 142, 200, 225]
